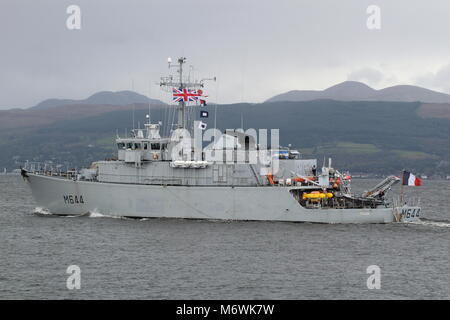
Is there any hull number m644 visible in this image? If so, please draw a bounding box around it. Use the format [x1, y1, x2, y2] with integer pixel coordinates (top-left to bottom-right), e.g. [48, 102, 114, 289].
[63, 195, 85, 204]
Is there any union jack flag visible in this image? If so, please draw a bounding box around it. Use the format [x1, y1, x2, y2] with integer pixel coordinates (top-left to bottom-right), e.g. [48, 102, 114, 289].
[172, 88, 200, 102]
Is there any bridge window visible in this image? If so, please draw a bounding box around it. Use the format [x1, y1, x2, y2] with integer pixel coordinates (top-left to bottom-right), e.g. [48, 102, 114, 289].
[134, 143, 141, 150]
[117, 143, 125, 149]
[151, 143, 161, 150]
[126, 142, 133, 149]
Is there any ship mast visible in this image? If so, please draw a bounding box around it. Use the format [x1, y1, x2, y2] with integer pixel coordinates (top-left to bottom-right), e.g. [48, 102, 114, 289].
[177, 57, 186, 129]
[159, 57, 215, 131]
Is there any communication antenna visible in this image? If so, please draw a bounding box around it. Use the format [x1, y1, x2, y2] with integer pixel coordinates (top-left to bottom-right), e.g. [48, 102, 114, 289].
[147, 80, 152, 124]
[214, 74, 219, 131]
[131, 79, 135, 129]
[214, 104, 217, 131]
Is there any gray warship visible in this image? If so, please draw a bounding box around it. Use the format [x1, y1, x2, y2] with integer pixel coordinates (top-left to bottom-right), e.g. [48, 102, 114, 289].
[22, 57, 421, 223]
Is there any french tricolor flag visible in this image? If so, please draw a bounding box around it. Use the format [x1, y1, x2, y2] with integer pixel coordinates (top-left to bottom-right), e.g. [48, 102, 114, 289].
[402, 171, 421, 186]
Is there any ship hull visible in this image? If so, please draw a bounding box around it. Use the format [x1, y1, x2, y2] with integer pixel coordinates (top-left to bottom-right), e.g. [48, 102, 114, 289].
[23, 173, 402, 224]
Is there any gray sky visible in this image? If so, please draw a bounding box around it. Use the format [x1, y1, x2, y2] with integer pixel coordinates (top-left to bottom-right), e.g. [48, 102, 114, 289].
[1, 0, 450, 109]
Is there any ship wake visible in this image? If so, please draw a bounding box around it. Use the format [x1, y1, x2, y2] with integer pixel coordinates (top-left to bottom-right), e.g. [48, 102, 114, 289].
[33, 207, 52, 216]
[405, 218, 450, 228]
[88, 209, 122, 219]
[87, 209, 149, 221]
[32, 207, 81, 218]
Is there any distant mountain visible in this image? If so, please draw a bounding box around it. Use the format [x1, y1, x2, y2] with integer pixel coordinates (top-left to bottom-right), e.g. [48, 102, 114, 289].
[0, 103, 162, 132]
[267, 81, 450, 103]
[31, 90, 165, 110]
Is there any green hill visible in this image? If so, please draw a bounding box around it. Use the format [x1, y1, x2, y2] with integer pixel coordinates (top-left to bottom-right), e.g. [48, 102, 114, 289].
[1, 100, 450, 176]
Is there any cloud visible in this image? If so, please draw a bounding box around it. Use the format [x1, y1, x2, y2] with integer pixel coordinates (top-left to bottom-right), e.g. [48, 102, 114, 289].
[414, 65, 450, 94]
[2, 0, 450, 108]
[347, 68, 383, 86]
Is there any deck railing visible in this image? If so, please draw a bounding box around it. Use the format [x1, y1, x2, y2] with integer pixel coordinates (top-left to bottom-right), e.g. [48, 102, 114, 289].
[22, 161, 77, 179]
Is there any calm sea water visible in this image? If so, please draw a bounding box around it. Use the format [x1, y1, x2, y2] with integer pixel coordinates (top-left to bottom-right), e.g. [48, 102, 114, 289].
[0, 176, 449, 299]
